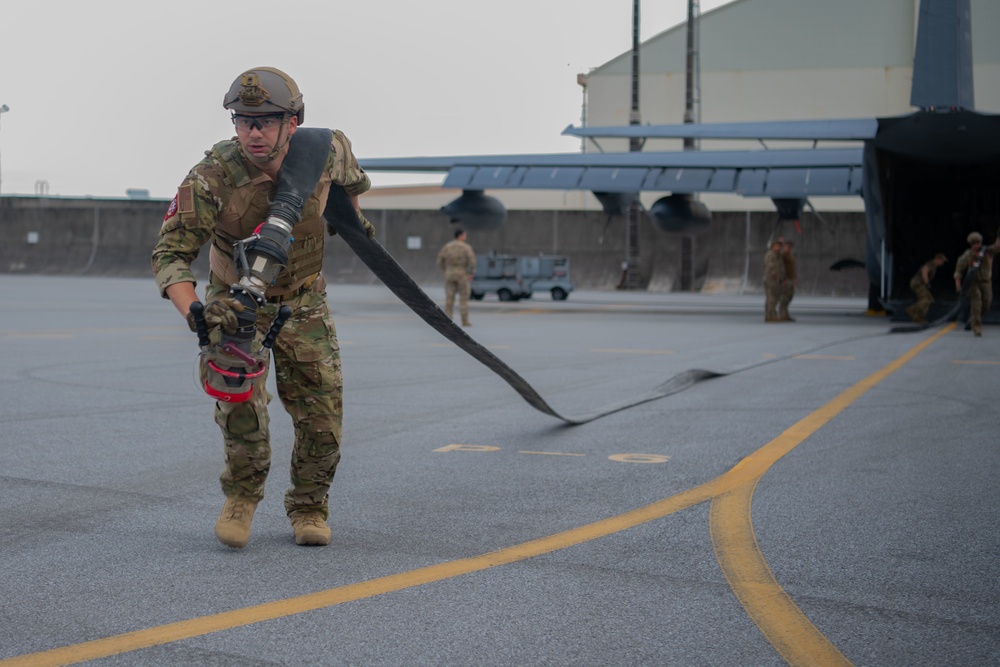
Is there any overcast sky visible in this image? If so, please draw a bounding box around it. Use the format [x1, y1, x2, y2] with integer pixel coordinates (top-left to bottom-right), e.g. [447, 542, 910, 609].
[0, 0, 731, 200]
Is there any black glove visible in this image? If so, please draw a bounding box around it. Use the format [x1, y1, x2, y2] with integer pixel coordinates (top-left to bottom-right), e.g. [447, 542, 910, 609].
[187, 297, 245, 335]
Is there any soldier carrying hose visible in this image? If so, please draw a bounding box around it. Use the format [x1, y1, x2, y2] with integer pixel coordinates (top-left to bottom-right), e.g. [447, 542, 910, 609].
[152, 67, 373, 548]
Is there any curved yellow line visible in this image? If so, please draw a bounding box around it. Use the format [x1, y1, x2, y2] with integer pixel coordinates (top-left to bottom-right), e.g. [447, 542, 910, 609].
[709, 323, 954, 667]
[1, 325, 953, 667]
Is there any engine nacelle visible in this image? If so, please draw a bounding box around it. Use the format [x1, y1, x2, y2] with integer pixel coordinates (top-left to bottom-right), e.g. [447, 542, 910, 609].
[592, 191, 637, 218]
[441, 190, 507, 231]
[772, 197, 806, 221]
[649, 194, 711, 235]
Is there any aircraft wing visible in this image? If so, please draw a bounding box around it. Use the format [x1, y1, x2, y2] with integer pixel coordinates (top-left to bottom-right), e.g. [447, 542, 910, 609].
[360, 147, 862, 197]
[561, 118, 879, 142]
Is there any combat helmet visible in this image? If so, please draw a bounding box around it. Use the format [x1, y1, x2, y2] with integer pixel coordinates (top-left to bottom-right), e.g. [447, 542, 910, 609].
[968, 231, 983, 245]
[223, 67, 304, 123]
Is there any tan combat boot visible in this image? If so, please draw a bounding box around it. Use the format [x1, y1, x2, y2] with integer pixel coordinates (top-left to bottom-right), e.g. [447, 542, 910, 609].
[290, 511, 331, 546]
[214, 496, 258, 548]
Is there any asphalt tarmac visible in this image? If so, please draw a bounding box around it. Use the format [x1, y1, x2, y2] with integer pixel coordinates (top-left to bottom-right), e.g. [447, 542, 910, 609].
[1, 275, 998, 666]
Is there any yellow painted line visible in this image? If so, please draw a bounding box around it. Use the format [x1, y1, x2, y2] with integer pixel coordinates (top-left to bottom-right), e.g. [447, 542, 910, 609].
[518, 450, 587, 457]
[589, 347, 675, 355]
[711, 481, 849, 666]
[708, 322, 954, 667]
[0, 324, 953, 667]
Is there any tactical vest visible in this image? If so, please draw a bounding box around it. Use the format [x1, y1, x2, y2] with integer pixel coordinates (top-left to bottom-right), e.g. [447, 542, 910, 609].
[207, 140, 330, 297]
[959, 248, 994, 284]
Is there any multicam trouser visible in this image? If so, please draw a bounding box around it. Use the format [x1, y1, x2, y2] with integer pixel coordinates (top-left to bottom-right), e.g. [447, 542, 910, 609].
[967, 282, 993, 333]
[444, 273, 471, 324]
[204, 278, 343, 519]
[910, 282, 933, 320]
[764, 282, 782, 321]
[778, 282, 795, 319]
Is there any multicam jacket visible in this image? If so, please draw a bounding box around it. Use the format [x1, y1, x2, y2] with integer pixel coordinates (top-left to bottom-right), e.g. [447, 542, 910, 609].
[909, 259, 939, 291]
[954, 244, 998, 286]
[152, 130, 370, 299]
[436, 240, 476, 280]
[762, 248, 785, 286]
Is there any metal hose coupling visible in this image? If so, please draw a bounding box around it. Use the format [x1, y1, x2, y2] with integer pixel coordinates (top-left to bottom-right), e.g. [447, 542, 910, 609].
[234, 215, 295, 294]
[189, 300, 292, 402]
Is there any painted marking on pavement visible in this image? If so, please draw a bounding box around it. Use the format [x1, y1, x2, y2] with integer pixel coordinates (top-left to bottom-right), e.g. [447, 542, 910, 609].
[0, 325, 953, 667]
[433, 444, 500, 453]
[608, 454, 670, 464]
[793, 354, 855, 360]
[590, 347, 675, 355]
[709, 322, 954, 667]
[3, 333, 74, 339]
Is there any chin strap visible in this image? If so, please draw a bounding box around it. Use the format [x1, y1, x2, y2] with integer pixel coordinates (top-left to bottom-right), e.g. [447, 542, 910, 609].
[245, 117, 295, 166]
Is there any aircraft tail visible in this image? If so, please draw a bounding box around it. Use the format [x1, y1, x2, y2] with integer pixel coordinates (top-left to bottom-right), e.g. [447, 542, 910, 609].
[910, 0, 974, 110]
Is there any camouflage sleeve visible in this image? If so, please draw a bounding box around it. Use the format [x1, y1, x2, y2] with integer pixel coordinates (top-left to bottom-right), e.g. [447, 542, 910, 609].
[328, 129, 371, 197]
[151, 166, 219, 298]
[953, 253, 968, 280]
[466, 245, 476, 273]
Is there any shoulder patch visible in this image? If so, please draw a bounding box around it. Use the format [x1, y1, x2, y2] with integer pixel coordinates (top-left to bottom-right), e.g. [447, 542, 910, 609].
[164, 195, 178, 221]
[178, 184, 195, 214]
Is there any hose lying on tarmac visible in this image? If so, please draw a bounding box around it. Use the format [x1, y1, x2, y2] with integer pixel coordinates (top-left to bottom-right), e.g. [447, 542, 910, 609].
[323, 182, 724, 425]
[889, 253, 982, 334]
[298, 129, 892, 425]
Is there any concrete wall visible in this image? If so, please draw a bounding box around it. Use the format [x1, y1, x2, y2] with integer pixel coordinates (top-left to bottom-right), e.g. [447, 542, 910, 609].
[0, 196, 870, 297]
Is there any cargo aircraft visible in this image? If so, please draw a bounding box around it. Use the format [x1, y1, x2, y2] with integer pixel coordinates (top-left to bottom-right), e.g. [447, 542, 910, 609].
[359, 0, 1000, 310]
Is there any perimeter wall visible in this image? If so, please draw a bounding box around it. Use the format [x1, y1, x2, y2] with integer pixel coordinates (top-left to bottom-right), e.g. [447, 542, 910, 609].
[0, 196, 870, 296]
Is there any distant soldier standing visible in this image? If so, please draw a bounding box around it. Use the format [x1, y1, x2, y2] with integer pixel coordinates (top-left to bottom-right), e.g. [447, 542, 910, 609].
[437, 229, 476, 327]
[778, 239, 798, 322]
[906, 253, 947, 323]
[954, 231, 1000, 336]
[763, 238, 786, 322]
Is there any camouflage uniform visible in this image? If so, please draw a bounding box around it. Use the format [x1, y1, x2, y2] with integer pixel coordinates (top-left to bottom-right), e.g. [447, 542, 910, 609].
[152, 131, 370, 519]
[778, 247, 797, 321]
[762, 245, 785, 322]
[906, 259, 940, 322]
[954, 243, 998, 335]
[437, 237, 476, 325]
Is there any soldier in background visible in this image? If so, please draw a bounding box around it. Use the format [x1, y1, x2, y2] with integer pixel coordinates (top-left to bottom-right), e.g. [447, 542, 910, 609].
[778, 239, 798, 322]
[762, 237, 786, 322]
[906, 253, 947, 323]
[954, 231, 1000, 337]
[152, 67, 372, 548]
[437, 229, 476, 327]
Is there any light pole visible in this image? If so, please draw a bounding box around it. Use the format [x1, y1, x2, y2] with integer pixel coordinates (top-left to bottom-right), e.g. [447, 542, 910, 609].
[0, 104, 9, 197]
